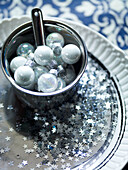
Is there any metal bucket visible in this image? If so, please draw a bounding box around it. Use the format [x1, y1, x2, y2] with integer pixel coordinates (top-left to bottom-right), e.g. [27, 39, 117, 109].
[1, 19, 88, 109]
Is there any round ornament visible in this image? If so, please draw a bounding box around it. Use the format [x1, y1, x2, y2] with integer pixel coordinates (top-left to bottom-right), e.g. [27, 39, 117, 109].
[61, 44, 81, 64]
[38, 73, 58, 93]
[46, 32, 64, 48]
[14, 66, 35, 87]
[17, 43, 34, 57]
[10, 56, 27, 73]
[34, 45, 53, 66]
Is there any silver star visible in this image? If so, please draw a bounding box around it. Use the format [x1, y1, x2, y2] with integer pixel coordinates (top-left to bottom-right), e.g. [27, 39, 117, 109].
[65, 151, 70, 156]
[47, 162, 51, 166]
[61, 159, 65, 163]
[22, 160, 28, 166]
[93, 141, 97, 146]
[105, 102, 111, 109]
[52, 164, 58, 169]
[36, 163, 41, 168]
[34, 116, 38, 120]
[58, 153, 63, 158]
[76, 105, 81, 110]
[61, 164, 66, 169]
[5, 136, 11, 141]
[0, 149, 5, 154]
[23, 137, 27, 141]
[36, 154, 40, 158]
[79, 129, 85, 136]
[1, 90, 7, 95]
[66, 163, 71, 167]
[33, 145, 38, 149]
[44, 155, 48, 159]
[23, 144, 27, 149]
[9, 128, 14, 132]
[87, 119, 94, 124]
[8, 161, 14, 166]
[68, 156, 73, 161]
[5, 147, 10, 152]
[18, 164, 23, 168]
[74, 158, 79, 162]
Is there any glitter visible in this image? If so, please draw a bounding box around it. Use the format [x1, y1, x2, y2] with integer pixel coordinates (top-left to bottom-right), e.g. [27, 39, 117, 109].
[8, 161, 14, 166]
[52, 125, 57, 133]
[36, 163, 42, 168]
[0, 149, 5, 154]
[23, 137, 27, 141]
[18, 163, 23, 168]
[5, 147, 10, 152]
[23, 144, 27, 149]
[9, 128, 14, 132]
[5, 136, 11, 141]
[0, 53, 119, 169]
[22, 160, 28, 166]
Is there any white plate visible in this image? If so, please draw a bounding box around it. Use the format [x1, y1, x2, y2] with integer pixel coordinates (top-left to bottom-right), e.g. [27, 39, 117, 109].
[0, 16, 128, 170]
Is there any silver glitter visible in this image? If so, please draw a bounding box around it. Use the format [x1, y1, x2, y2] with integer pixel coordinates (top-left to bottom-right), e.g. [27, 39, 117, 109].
[0, 53, 119, 169]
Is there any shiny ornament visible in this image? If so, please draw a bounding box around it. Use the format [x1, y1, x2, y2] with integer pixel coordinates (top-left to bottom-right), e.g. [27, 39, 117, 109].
[46, 32, 64, 48]
[17, 43, 34, 57]
[61, 44, 81, 64]
[38, 73, 58, 93]
[14, 66, 35, 88]
[34, 45, 53, 66]
[57, 77, 66, 90]
[10, 56, 27, 73]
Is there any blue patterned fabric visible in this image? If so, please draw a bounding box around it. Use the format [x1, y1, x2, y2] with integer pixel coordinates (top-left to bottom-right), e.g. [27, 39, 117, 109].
[0, 0, 128, 54]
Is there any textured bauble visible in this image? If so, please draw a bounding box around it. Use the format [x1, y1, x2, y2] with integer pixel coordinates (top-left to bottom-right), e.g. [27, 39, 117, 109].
[34, 65, 49, 80]
[14, 66, 35, 87]
[61, 67, 76, 84]
[61, 44, 81, 64]
[38, 73, 58, 93]
[46, 32, 64, 48]
[57, 77, 66, 90]
[17, 43, 34, 57]
[34, 46, 53, 66]
[10, 56, 27, 73]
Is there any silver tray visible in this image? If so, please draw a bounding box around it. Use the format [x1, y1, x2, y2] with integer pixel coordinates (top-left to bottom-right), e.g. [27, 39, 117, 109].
[0, 17, 128, 170]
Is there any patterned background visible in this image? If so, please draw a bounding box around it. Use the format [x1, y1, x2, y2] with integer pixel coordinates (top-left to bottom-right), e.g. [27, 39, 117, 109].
[0, 0, 128, 54]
